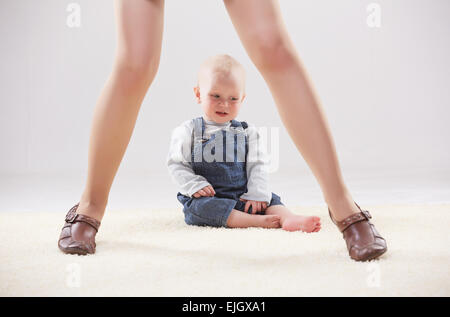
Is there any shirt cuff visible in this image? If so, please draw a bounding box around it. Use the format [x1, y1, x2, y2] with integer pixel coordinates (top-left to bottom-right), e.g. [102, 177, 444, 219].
[186, 181, 212, 197]
[239, 192, 271, 204]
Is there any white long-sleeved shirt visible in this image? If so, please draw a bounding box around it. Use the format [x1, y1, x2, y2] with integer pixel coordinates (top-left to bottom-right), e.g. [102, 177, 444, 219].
[166, 117, 272, 203]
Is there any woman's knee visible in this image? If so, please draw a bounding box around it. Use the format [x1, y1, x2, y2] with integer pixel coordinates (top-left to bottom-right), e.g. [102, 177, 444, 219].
[248, 31, 298, 71]
[113, 51, 161, 86]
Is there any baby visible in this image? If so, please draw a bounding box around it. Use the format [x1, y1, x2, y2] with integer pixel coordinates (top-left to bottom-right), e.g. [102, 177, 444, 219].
[167, 54, 321, 232]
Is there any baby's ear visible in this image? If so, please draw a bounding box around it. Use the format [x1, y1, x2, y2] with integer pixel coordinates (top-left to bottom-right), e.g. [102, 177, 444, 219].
[241, 93, 246, 103]
[193, 86, 201, 103]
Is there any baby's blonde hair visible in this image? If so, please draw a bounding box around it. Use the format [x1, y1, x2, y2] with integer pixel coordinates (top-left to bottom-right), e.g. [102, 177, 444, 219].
[196, 54, 246, 92]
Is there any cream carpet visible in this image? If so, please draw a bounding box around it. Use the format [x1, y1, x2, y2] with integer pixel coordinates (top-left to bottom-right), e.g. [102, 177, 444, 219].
[1, 203, 449, 297]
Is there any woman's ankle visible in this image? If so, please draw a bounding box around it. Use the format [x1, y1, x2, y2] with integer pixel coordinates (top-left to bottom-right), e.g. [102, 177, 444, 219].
[325, 192, 360, 222]
[76, 199, 107, 222]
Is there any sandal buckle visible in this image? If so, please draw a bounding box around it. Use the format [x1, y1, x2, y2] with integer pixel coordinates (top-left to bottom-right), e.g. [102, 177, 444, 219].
[65, 211, 77, 223]
[361, 209, 372, 220]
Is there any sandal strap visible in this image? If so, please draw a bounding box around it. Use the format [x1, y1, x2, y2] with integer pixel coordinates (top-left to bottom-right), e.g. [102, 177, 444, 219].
[328, 201, 372, 233]
[64, 203, 101, 232]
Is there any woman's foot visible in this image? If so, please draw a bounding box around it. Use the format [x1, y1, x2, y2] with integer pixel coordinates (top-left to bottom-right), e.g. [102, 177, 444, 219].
[281, 215, 321, 233]
[58, 203, 101, 255]
[329, 201, 387, 261]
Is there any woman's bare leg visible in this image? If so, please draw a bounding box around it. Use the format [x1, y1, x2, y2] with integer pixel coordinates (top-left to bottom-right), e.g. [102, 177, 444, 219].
[223, 0, 360, 221]
[76, 0, 165, 221]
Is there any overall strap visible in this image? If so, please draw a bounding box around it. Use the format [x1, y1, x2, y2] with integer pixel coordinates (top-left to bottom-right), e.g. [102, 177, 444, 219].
[229, 120, 249, 162]
[230, 119, 249, 131]
[193, 117, 204, 139]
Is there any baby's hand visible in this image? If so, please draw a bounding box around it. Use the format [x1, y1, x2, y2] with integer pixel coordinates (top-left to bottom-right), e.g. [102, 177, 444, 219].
[193, 185, 215, 198]
[239, 198, 268, 214]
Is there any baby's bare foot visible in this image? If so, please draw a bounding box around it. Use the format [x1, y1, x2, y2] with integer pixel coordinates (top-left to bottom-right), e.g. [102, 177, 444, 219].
[282, 215, 321, 233]
[256, 215, 281, 229]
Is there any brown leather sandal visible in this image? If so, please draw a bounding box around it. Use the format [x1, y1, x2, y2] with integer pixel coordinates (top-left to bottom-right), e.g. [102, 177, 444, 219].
[329, 201, 387, 261]
[58, 203, 101, 255]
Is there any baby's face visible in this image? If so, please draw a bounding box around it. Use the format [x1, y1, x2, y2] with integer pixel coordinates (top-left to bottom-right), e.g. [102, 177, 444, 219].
[194, 71, 246, 124]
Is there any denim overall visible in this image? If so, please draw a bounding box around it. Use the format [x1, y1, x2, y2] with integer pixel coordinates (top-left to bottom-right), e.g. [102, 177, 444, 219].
[177, 116, 283, 228]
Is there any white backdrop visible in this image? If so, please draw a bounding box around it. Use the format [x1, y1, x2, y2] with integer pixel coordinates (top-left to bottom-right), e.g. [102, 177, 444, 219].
[1, 0, 449, 178]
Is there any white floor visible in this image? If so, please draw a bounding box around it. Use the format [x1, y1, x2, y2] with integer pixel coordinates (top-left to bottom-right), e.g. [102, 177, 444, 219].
[1, 166, 449, 296]
[1, 202, 449, 296]
[1, 166, 449, 213]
